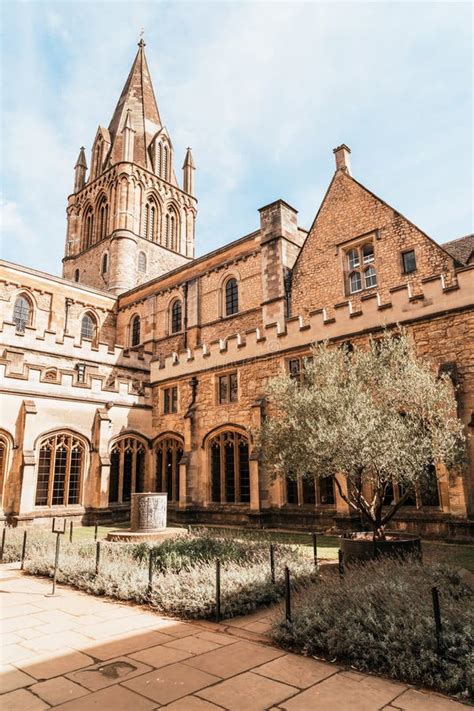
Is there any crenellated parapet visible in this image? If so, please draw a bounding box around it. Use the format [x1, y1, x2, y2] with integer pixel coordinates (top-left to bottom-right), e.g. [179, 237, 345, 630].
[0, 320, 151, 371]
[151, 268, 474, 383]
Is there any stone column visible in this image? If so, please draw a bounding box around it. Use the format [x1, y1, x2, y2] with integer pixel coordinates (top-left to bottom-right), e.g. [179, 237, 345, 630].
[17, 400, 38, 519]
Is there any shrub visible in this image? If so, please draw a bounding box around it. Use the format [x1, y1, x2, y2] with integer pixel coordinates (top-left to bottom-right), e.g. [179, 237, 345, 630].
[272, 557, 474, 700]
[3, 528, 315, 620]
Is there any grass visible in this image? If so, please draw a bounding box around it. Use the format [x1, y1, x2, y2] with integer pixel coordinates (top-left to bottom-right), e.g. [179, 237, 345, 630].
[272, 558, 474, 701]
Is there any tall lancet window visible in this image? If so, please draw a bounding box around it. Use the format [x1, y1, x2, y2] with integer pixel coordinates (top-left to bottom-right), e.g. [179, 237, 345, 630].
[163, 144, 169, 180]
[143, 199, 158, 241]
[156, 142, 163, 177]
[98, 198, 108, 241]
[165, 209, 178, 251]
[83, 207, 94, 249]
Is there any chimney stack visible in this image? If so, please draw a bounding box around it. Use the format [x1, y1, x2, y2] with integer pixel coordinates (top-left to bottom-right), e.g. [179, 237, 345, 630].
[333, 144, 352, 175]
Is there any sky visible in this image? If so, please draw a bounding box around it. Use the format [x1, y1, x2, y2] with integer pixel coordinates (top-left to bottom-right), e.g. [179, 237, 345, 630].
[0, 0, 472, 276]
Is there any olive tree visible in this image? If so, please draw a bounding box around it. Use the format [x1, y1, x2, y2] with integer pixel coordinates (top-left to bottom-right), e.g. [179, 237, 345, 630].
[261, 331, 466, 540]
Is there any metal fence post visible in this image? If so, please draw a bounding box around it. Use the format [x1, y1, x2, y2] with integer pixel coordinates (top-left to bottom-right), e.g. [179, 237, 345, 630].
[285, 566, 292, 624]
[312, 531, 318, 569]
[20, 530, 28, 570]
[94, 523, 99, 541]
[338, 549, 345, 577]
[432, 586, 442, 654]
[95, 541, 101, 575]
[0, 527, 6, 562]
[270, 543, 276, 584]
[215, 558, 221, 623]
[148, 548, 154, 594]
[69, 521, 73, 543]
[51, 532, 61, 596]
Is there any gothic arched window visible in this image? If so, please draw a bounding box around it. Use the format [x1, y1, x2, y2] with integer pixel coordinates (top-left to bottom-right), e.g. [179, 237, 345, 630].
[143, 199, 158, 241]
[83, 207, 94, 249]
[101, 252, 108, 275]
[81, 313, 97, 343]
[171, 300, 182, 334]
[98, 197, 108, 241]
[225, 278, 239, 316]
[165, 209, 178, 250]
[35, 432, 85, 507]
[13, 294, 33, 333]
[138, 251, 147, 273]
[130, 315, 141, 347]
[163, 144, 169, 180]
[209, 430, 250, 504]
[109, 437, 146, 504]
[155, 436, 183, 502]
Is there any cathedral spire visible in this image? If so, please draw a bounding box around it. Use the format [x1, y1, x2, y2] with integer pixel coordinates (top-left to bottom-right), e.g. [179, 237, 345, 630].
[107, 41, 163, 170]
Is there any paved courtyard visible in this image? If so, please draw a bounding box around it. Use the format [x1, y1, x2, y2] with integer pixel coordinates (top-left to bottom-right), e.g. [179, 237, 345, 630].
[0, 565, 467, 710]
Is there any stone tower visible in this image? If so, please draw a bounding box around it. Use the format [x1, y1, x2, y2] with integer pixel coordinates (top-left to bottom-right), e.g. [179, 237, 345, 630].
[63, 40, 197, 295]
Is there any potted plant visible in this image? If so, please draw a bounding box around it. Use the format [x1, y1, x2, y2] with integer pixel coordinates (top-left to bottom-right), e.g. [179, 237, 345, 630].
[261, 330, 466, 561]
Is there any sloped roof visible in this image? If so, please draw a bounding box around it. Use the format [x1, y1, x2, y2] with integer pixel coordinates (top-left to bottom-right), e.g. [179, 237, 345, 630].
[442, 234, 474, 266]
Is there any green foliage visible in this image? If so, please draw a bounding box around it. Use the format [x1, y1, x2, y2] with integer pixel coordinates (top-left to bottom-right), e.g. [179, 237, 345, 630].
[272, 558, 474, 700]
[261, 330, 466, 536]
[132, 530, 267, 573]
[2, 528, 315, 620]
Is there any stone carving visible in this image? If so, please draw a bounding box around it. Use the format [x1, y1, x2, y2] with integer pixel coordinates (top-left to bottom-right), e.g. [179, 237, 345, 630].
[130, 492, 167, 532]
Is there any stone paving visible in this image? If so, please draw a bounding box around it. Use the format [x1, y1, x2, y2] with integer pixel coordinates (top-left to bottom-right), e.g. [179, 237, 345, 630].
[0, 565, 467, 710]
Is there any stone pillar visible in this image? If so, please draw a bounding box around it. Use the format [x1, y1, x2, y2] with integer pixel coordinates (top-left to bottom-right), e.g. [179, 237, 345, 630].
[17, 400, 38, 519]
[131, 492, 167, 531]
[91, 408, 112, 509]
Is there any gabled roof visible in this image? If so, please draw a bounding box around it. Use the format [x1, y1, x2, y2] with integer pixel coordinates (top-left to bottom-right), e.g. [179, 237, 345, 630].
[442, 234, 474, 266]
[107, 40, 163, 171]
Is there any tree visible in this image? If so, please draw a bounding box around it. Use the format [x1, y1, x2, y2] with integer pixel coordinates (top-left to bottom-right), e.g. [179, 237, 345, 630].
[261, 331, 466, 540]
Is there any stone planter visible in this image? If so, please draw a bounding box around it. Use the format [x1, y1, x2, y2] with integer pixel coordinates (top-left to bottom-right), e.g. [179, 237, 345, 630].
[340, 531, 421, 563]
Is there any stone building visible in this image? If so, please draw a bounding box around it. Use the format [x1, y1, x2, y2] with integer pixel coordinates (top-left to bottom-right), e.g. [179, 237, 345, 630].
[1, 42, 473, 538]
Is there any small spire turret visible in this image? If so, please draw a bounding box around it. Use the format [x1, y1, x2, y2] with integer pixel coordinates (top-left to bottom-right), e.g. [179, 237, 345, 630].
[122, 109, 136, 162]
[74, 147, 87, 193]
[182, 147, 195, 195]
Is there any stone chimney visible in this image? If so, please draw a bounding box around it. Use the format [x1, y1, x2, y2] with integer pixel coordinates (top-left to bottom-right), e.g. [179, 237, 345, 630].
[333, 144, 352, 175]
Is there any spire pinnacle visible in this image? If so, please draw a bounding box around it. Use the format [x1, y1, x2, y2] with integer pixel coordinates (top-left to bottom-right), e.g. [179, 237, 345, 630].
[182, 147, 195, 170]
[74, 146, 87, 169]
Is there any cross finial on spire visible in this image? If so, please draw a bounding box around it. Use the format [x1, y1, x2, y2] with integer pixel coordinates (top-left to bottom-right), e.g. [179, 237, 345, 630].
[138, 28, 145, 47]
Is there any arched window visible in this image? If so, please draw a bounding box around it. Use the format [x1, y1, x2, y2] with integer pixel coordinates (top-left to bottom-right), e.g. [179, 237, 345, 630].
[163, 144, 169, 180]
[98, 197, 108, 241]
[13, 294, 32, 333]
[349, 271, 362, 294]
[101, 252, 108, 275]
[156, 142, 163, 177]
[130, 315, 141, 347]
[138, 251, 147, 273]
[74, 269, 80, 282]
[143, 199, 158, 241]
[109, 437, 146, 504]
[164, 209, 178, 250]
[171, 300, 182, 333]
[35, 433, 85, 507]
[209, 430, 250, 504]
[83, 207, 94, 249]
[364, 266, 377, 289]
[155, 436, 183, 502]
[225, 278, 239, 316]
[81, 313, 97, 342]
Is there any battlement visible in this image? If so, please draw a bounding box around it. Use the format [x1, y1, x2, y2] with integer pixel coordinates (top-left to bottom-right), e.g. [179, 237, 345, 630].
[151, 268, 474, 383]
[0, 321, 151, 371]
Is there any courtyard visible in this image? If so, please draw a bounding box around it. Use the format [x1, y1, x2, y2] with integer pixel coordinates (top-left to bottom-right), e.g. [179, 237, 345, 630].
[0, 564, 468, 711]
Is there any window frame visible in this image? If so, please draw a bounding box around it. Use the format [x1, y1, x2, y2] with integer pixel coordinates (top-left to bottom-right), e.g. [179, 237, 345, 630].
[217, 372, 238, 405]
[344, 239, 377, 296]
[401, 249, 417, 274]
[130, 315, 141, 347]
[208, 430, 250, 505]
[34, 432, 86, 508]
[108, 436, 146, 506]
[224, 277, 239, 317]
[170, 300, 182, 334]
[163, 385, 178, 414]
[13, 293, 33, 333]
[155, 435, 183, 502]
[80, 312, 98, 343]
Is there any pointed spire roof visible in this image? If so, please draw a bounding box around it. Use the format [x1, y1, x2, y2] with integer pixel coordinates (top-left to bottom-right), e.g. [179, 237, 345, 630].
[182, 147, 195, 169]
[107, 40, 163, 169]
[75, 146, 87, 169]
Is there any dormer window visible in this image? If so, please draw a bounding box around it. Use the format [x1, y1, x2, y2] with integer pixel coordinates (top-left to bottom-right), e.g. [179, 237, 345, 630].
[346, 241, 377, 295]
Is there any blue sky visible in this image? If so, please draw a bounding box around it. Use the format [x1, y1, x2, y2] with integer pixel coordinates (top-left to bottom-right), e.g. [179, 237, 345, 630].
[1, 1, 472, 276]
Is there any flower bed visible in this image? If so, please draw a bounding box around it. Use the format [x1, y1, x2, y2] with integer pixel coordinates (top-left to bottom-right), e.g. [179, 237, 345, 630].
[1, 528, 315, 619]
[271, 557, 474, 700]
